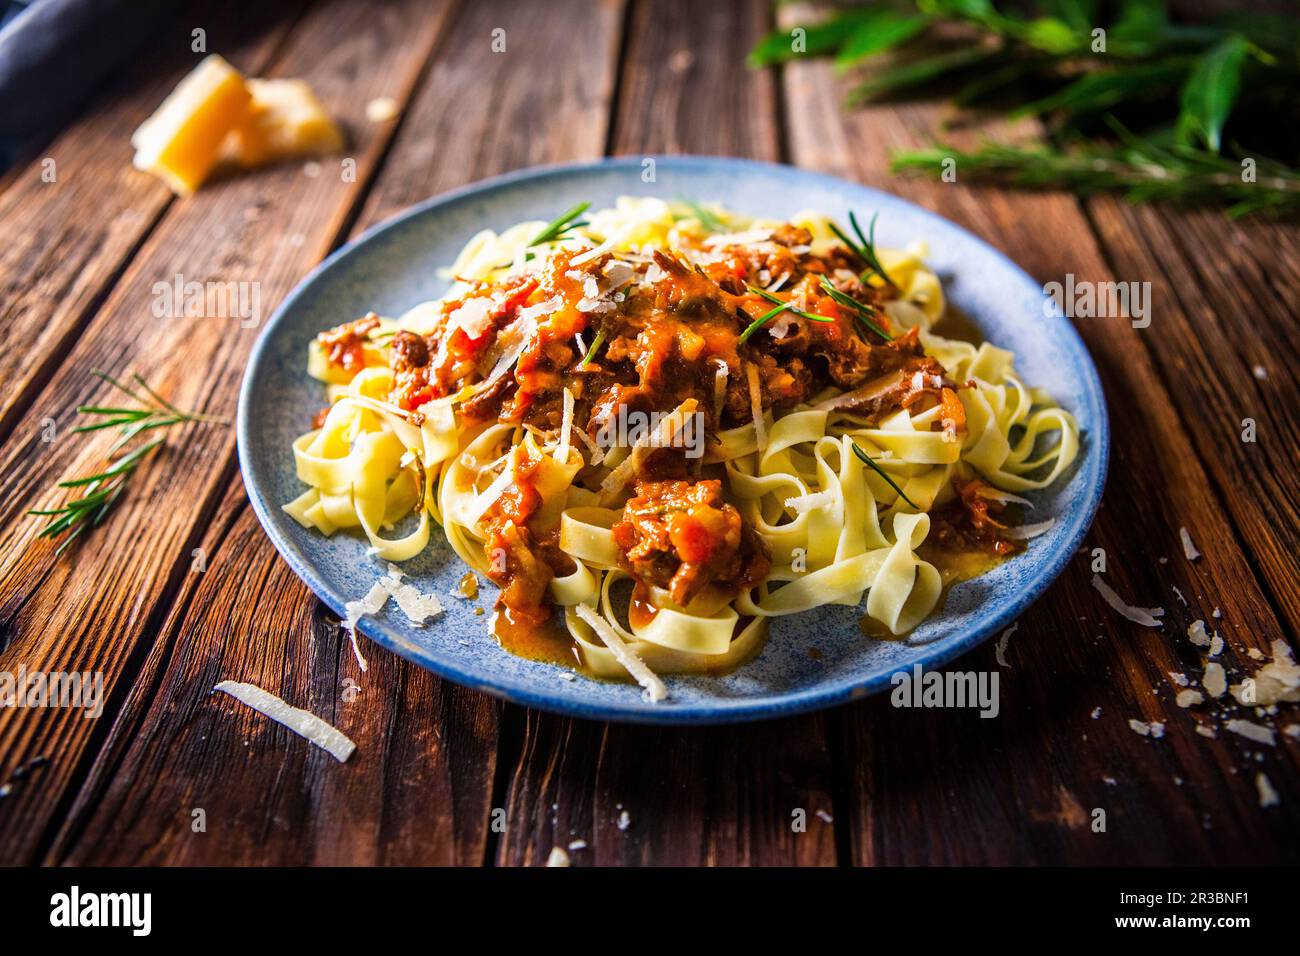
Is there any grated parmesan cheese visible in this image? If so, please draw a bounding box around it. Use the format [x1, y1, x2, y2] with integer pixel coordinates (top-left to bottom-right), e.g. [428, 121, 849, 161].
[1175, 689, 1204, 708]
[1203, 662, 1227, 698]
[1230, 640, 1300, 706]
[1256, 772, 1280, 808]
[1187, 620, 1211, 648]
[1179, 527, 1201, 561]
[214, 680, 356, 762]
[1226, 718, 1275, 746]
[545, 846, 571, 867]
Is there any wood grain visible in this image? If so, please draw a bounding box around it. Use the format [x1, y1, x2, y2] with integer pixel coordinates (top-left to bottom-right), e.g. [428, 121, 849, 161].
[1081, 200, 1300, 634]
[0, 2, 306, 444]
[50, 0, 628, 866]
[778, 8, 1300, 863]
[608, 0, 780, 158]
[0, 0, 456, 865]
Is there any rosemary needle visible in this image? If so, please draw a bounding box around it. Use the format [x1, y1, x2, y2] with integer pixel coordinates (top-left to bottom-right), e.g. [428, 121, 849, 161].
[817, 276, 893, 341]
[746, 284, 836, 323]
[829, 212, 896, 290]
[851, 440, 919, 509]
[579, 328, 607, 368]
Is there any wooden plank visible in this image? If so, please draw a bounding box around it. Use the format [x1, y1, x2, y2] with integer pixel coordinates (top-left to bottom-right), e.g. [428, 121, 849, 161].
[1082, 201, 1300, 634]
[49, 0, 627, 865]
[608, 0, 779, 157]
[490, 0, 839, 868]
[0, 0, 455, 866]
[356, 0, 628, 229]
[0, 1, 306, 442]
[778, 11, 1300, 863]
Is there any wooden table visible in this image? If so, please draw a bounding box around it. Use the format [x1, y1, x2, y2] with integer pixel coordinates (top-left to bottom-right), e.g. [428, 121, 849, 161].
[1, 0, 1296, 866]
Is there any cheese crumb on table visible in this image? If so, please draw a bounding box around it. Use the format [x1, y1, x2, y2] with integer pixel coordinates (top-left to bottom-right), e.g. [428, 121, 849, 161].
[366, 96, 400, 122]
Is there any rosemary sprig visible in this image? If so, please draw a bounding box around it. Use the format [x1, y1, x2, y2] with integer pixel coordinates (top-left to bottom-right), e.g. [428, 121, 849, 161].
[746, 284, 836, 323]
[680, 198, 727, 233]
[29, 438, 164, 555]
[816, 276, 893, 341]
[28, 371, 227, 552]
[749, 2, 1300, 215]
[578, 328, 607, 368]
[851, 440, 918, 510]
[890, 137, 1300, 218]
[492, 201, 592, 271]
[829, 211, 895, 290]
[527, 201, 591, 247]
[738, 302, 793, 344]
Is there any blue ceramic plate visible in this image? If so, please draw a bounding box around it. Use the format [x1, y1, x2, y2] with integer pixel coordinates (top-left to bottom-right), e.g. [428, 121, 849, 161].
[238, 156, 1108, 725]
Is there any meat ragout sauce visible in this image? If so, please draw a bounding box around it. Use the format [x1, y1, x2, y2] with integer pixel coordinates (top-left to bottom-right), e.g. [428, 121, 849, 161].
[318, 223, 1013, 650]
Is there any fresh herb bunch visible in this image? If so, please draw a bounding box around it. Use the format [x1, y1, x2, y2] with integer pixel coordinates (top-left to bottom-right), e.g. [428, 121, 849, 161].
[750, 1, 1300, 215]
[29, 371, 227, 554]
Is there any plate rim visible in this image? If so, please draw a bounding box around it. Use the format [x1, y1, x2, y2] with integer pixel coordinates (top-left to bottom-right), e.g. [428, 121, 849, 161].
[237, 154, 1110, 725]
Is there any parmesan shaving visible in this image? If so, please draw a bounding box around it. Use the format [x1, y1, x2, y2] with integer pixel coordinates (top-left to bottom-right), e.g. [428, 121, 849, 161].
[1091, 574, 1164, 628]
[995, 623, 1016, 668]
[574, 603, 667, 702]
[214, 680, 356, 763]
[572, 423, 604, 466]
[599, 399, 698, 498]
[746, 363, 766, 453]
[466, 458, 517, 529]
[1179, 526, 1201, 561]
[1004, 518, 1055, 539]
[1187, 619, 1212, 648]
[571, 225, 632, 266]
[784, 490, 835, 515]
[711, 359, 729, 423]
[342, 581, 387, 671]
[342, 567, 444, 672]
[702, 229, 771, 247]
[1175, 689, 1204, 708]
[380, 563, 443, 624]
[976, 488, 1034, 508]
[557, 387, 574, 464]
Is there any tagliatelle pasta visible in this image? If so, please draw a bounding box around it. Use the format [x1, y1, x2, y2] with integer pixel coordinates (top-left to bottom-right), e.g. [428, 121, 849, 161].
[283, 197, 1079, 698]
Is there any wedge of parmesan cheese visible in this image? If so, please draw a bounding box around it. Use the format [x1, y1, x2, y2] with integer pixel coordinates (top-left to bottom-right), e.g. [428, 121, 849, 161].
[132, 55, 252, 195]
[223, 78, 344, 167]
